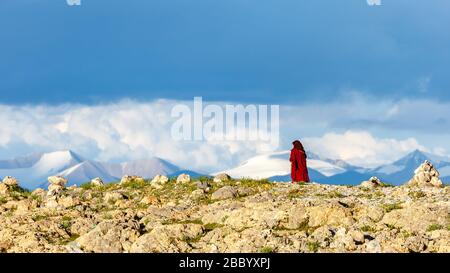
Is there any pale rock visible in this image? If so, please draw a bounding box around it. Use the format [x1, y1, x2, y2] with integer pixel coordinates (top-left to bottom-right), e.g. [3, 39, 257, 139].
[213, 173, 231, 183]
[360, 176, 383, 189]
[47, 184, 64, 196]
[2, 176, 18, 187]
[120, 175, 145, 185]
[104, 192, 124, 203]
[90, 177, 104, 186]
[48, 176, 68, 186]
[176, 174, 191, 184]
[0, 183, 8, 195]
[140, 195, 159, 205]
[365, 239, 382, 253]
[211, 186, 238, 201]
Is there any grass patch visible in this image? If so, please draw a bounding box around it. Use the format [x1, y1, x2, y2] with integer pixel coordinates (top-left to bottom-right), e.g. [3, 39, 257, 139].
[383, 202, 403, 213]
[32, 214, 49, 222]
[361, 225, 377, 233]
[426, 224, 443, 232]
[203, 222, 224, 232]
[409, 191, 426, 199]
[260, 246, 274, 253]
[180, 234, 203, 244]
[307, 241, 320, 253]
[385, 223, 398, 230]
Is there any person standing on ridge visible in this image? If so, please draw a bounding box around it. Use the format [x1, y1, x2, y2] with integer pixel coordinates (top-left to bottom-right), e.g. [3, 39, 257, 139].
[290, 140, 310, 183]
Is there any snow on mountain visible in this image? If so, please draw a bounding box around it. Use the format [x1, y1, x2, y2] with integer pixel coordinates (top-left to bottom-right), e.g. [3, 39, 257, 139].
[0, 150, 84, 189]
[57, 161, 119, 186]
[103, 158, 180, 179]
[369, 149, 450, 185]
[0, 150, 182, 189]
[216, 150, 348, 180]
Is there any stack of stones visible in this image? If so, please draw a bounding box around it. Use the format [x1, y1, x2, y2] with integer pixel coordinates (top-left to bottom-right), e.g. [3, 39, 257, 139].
[47, 176, 68, 196]
[0, 176, 19, 195]
[407, 160, 443, 187]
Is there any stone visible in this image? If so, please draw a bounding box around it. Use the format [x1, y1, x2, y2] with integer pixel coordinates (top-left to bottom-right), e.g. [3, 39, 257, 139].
[2, 176, 18, 187]
[151, 175, 169, 189]
[0, 183, 9, 195]
[211, 186, 238, 201]
[140, 195, 159, 205]
[91, 177, 104, 186]
[176, 174, 191, 184]
[407, 160, 443, 188]
[48, 176, 68, 186]
[151, 175, 169, 184]
[213, 173, 231, 183]
[120, 175, 145, 185]
[360, 176, 383, 188]
[47, 184, 64, 196]
[196, 181, 210, 193]
[104, 192, 124, 203]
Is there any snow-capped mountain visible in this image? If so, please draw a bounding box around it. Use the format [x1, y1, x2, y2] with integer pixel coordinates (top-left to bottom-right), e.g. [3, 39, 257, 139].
[369, 150, 450, 185]
[216, 151, 349, 180]
[0, 150, 182, 190]
[103, 158, 180, 179]
[216, 149, 450, 185]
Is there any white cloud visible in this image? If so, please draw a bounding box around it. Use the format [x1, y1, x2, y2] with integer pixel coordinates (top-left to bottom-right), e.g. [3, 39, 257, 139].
[367, 0, 381, 6]
[303, 130, 426, 168]
[0, 95, 449, 171]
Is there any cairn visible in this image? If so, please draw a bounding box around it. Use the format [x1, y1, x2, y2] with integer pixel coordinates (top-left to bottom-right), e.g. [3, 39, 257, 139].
[407, 160, 443, 187]
[47, 176, 68, 196]
[0, 176, 19, 195]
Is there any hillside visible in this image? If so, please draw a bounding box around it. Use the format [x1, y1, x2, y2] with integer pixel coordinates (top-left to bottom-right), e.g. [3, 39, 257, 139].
[0, 174, 448, 253]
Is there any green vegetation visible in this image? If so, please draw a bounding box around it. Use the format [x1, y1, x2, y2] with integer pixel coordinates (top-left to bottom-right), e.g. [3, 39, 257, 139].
[61, 216, 72, 230]
[409, 191, 426, 199]
[260, 246, 274, 253]
[204, 222, 224, 232]
[361, 225, 377, 233]
[307, 241, 320, 253]
[382, 202, 403, 212]
[32, 214, 48, 221]
[426, 224, 443, 232]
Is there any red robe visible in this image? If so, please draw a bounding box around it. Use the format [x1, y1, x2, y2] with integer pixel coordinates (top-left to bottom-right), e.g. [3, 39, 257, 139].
[290, 148, 310, 183]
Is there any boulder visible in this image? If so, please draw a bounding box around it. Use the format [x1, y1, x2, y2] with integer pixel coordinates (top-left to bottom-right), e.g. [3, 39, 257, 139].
[213, 173, 231, 183]
[48, 176, 68, 186]
[211, 186, 238, 201]
[120, 175, 145, 185]
[2, 176, 18, 187]
[91, 177, 104, 186]
[176, 173, 191, 184]
[0, 183, 9, 195]
[151, 175, 169, 189]
[407, 160, 443, 188]
[360, 176, 383, 188]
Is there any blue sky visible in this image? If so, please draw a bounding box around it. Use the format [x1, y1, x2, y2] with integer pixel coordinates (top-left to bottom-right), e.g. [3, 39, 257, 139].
[1, 0, 450, 104]
[1, 0, 450, 170]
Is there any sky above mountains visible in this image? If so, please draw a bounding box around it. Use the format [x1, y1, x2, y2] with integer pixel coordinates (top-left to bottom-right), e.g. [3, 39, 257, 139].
[0, 1, 449, 171]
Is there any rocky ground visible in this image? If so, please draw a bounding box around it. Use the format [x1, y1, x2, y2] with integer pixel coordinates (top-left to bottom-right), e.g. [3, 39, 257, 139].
[0, 170, 449, 253]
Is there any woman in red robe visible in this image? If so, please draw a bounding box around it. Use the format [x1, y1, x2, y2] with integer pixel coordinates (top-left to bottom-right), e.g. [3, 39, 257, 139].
[290, 140, 310, 183]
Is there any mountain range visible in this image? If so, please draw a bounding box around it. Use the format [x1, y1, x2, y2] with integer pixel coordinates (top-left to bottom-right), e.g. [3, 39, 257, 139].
[0, 149, 449, 190]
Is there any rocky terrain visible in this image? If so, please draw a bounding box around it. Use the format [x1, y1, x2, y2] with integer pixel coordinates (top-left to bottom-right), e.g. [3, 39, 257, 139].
[0, 161, 448, 253]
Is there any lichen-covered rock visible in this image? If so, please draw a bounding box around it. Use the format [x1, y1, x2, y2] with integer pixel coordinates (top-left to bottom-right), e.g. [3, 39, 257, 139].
[407, 160, 443, 188]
